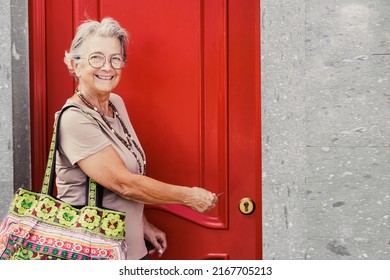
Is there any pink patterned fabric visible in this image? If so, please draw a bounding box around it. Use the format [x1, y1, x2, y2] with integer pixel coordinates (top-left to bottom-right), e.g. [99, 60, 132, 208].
[0, 188, 127, 260]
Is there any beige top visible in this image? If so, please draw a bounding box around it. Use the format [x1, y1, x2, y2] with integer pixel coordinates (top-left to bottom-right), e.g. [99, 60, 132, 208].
[55, 93, 147, 260]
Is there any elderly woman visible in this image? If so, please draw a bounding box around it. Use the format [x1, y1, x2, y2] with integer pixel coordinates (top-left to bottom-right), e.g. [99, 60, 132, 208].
[58, 17, 217, 260]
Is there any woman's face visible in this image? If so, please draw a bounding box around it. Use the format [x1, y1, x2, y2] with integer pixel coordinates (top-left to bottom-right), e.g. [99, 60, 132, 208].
[74, 35, 123, 96]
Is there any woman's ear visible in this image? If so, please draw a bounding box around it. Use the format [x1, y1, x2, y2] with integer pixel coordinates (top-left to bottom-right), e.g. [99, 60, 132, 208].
[71, 59, 81, 78]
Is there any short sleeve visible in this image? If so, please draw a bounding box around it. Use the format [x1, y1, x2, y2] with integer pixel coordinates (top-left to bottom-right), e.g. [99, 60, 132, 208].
[58, 107, 111, 165]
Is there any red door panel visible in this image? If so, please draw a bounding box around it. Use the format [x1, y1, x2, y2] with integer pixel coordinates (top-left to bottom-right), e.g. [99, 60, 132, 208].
[29, 0, 260, 259]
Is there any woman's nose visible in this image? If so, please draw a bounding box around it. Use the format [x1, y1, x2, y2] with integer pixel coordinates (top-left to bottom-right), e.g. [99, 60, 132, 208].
[101, 57, 114, 70]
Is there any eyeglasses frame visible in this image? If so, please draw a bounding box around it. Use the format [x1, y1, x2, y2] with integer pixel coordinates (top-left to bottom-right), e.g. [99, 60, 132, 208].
[75, 52, 126, 70]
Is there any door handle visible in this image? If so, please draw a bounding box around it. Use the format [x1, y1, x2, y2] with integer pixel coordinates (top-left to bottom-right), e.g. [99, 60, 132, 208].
[238, 198, 256, 215]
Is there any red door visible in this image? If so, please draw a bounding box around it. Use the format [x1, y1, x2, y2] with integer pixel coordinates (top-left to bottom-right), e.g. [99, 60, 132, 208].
[29, 0, 261, 259]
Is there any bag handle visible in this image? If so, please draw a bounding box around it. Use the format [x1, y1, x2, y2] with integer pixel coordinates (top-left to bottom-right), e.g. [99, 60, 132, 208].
[40, 105, 103, 207]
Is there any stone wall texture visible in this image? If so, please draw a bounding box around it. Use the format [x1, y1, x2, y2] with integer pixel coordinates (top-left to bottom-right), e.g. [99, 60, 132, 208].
[262, 0, 390, 259]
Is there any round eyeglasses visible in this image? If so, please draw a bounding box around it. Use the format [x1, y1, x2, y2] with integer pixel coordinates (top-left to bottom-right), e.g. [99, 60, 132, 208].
[76, 52, 126, 69]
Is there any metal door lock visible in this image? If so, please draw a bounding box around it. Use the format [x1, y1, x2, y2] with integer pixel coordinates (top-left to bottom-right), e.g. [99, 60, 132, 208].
[238, 198, 255, 215]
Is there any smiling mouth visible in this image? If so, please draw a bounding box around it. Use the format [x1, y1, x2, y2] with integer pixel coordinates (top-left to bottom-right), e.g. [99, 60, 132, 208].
[95, 75, 114, 80]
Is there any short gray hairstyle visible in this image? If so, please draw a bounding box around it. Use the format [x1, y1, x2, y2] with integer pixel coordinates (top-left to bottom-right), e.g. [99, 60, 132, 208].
[64, 17, 129, 80]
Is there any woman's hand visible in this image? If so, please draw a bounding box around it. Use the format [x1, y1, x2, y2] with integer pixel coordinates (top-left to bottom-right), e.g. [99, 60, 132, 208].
[143, 216, 167, 257]
[186, 187, 218, 213]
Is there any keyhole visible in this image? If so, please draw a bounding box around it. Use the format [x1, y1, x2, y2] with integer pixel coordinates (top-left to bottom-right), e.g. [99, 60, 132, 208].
[244, 201, 249, 212]
[239, 198, 255, 215]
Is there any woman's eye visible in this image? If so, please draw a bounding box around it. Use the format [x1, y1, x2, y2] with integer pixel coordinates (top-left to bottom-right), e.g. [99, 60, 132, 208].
[112, 56, 123, 61]
[90, 55, 103, 60]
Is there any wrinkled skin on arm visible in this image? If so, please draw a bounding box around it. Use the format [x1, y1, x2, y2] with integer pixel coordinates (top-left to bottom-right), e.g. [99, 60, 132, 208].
[77, 145, 218, 213]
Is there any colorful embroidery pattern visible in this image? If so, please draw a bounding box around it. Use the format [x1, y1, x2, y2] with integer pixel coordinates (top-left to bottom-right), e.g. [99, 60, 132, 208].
[0, 188, 127, 260]
[9, 189, 126, 239]
[0, 220, 126, 260]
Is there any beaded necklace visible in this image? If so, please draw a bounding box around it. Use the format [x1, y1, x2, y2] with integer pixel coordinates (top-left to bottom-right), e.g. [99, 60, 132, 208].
[75, 88, 146, 175]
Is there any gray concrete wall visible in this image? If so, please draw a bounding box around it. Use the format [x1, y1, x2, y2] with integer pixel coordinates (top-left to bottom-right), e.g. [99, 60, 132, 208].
[0, 0, 30, 221]
[262, 0, 390, 259]
[11, 0, 31, 192]
[0, 0, 15, 220]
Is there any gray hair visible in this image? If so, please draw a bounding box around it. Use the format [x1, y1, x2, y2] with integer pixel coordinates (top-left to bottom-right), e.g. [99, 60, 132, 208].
[64, 17, 129, 80]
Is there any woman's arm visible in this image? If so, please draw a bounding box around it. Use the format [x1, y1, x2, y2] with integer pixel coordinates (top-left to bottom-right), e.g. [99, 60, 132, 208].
[77, 145, 217, 213]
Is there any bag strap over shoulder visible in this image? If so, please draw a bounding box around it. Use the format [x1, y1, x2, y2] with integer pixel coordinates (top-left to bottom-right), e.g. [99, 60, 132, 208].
[40, 105, 104, 207]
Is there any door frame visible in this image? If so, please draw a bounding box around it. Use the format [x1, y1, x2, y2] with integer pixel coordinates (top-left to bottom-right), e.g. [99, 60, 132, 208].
[227, 0, 261, 259]
[29, 0, 48, 191]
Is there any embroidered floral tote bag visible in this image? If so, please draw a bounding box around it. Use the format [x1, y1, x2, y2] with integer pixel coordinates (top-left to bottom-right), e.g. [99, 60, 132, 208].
[0, 106, 127, 260]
